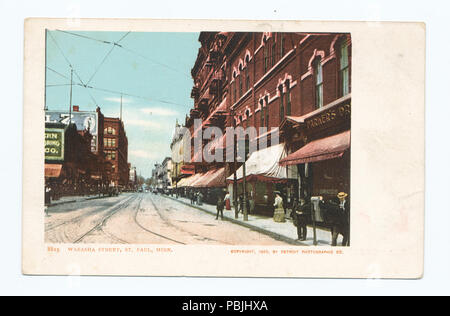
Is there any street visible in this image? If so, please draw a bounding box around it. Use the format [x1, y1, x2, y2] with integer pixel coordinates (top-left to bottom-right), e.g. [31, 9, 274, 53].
[45, 193, 289, 245]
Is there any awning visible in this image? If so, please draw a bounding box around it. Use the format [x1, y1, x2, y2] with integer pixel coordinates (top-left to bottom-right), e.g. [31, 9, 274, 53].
[204, 167, 226, 187]
[227, 143, 296, 183]
[191, 169, 215, 188]
[192, 167, 226, 188]
[45, 164, 63, 178]
[279, 130, 350, 166]
[177, 173, 204, 188]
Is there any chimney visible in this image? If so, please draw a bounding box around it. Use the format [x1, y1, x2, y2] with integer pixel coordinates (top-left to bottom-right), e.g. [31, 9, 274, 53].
[73, 105, 79, 112]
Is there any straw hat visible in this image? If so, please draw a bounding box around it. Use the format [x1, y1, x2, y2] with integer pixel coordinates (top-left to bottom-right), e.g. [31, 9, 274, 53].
[337, 192, 348, 199]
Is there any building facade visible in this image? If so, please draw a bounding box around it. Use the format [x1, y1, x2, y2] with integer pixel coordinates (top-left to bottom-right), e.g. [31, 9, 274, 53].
[103, 117, 129, 188]
[180, 32, 351, 215]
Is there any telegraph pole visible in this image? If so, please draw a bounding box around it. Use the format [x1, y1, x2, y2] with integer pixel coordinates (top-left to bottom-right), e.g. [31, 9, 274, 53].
[69, 68, 73, 124]
[120, 93, 123, 121]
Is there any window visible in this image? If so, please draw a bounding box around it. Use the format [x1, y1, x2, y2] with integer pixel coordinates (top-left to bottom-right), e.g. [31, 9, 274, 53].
[233, 80, 237, 103]
[239, 74, 242, 97]
[260, 100, 264, 127]
[104, 126, 116, 135]
[105, 150, 116, 160]
[271, 41, 276, 67]
[280, 34, 285, 58]
[104, 138, 116, 148]
[265, 96, 269, 127]
[285, 80, 291, 115]
[245, 67, 250, 91]
[314, 58, 323, 108]
[340, 41, 350, 96]
[279, 86, 284, 123]
[263, 42, 268, 73]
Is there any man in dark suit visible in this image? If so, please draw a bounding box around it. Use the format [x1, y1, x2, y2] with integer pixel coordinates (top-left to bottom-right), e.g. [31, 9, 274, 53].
[332, 192, 350, 246]
[216, 196, 224, 220]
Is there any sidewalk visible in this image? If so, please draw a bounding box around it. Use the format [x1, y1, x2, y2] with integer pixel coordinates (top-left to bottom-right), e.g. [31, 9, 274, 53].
[46, 194, 110, 207]
[165, 195, 343, 246]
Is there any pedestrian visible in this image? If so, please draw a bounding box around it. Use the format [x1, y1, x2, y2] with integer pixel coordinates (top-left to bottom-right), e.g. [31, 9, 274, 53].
[224, 191, 231, 210]
[216, 195, 224, 220]
[273, 191, 285, 222]
[248, 193, 255, 215]
[197, 191, 203, 205]
[293, 198, 308, 241]
[336, 191, 350, 246]
[238, 194, 243, 214]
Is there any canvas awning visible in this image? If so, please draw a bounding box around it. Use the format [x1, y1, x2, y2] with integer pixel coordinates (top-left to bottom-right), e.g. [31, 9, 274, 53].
[279, 130, 350, 166]
[226, 143, 295, 183]
[177, 173, 204, 188]
[191, 169, 214, 188]
[192, 167, 226, 188]
[45, 164, 63, 178]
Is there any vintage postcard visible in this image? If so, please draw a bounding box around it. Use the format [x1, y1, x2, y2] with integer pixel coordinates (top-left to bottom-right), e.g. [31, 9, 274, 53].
[23, 19, 425, 278]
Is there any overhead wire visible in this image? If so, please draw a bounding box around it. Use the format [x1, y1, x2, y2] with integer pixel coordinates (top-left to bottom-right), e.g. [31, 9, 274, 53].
[47, 30, 190, 109]
[53, 30, 192, 78]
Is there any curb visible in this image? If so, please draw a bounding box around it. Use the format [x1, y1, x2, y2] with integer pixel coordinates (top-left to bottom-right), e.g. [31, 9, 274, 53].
[47, 195, 112, 207]
[165, 195, 306, 246]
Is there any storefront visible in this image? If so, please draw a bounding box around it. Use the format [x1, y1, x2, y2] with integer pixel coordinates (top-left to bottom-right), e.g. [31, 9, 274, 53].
[226, 143, 297, 215]
[280, 95, 351, 202]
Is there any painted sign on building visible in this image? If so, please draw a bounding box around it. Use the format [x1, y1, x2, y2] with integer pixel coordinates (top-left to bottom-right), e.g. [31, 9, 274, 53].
[45, 110, 99, 152]
[45, 128, 64, 161]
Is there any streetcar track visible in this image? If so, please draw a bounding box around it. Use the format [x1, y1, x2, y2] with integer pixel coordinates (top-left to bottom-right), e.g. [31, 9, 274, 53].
[133, 195, 187, 245]
[148, 194, 232, 245]
[73, 195, 137, 243]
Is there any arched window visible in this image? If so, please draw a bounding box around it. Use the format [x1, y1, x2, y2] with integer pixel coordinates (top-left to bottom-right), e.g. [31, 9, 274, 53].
[280, 33, 285, 58]
[104, 126, 116, 135]
[260, 99, 264, 128]
[233, 72, 237, 103]
[238, 65, 243, 98]
[271, 36, 276, 66]
[285, 79, 291, 115]
[245, 55, 250, 91]
[314, 57, 323, 108]
[339, 40, 350, 96]
[279, 85, 284, 123]
[264, 95, 269, 127]
[263, 36, 268, 73]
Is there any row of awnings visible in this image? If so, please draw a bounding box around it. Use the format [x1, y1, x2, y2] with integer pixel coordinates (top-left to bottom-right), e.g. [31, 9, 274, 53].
[183, 130, 350, 186]
[177, 167, 226, 188]
[45, 163, 105, 180]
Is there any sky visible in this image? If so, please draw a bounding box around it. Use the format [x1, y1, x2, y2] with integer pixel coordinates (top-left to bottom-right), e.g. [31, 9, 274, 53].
[45, 30, 200, 178]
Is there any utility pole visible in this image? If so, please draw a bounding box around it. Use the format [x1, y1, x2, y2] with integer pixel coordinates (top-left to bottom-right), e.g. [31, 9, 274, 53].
[120, 93, 123, 121]
[243, 137, 249, 221]
[69, 68, 73, 124]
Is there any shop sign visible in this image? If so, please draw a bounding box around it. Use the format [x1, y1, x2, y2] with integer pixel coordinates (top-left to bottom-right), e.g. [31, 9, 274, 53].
[45, 110, 98, 152]
[306, 103, 350, 131]
[45, 128, 64, 161]
[181, 165, 195, 175]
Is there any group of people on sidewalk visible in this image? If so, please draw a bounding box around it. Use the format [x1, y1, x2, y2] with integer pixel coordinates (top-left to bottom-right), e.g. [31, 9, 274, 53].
[214, 189, 350, 247]
[188, 190, 204, 206]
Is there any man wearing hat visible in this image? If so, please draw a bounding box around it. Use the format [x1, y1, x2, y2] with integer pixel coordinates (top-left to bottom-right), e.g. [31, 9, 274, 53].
[332, 192, 350, 246]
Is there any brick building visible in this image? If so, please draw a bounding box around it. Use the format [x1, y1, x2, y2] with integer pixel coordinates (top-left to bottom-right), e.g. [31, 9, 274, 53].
[181, 32, 351, 214]
[103, 117, 129, 188]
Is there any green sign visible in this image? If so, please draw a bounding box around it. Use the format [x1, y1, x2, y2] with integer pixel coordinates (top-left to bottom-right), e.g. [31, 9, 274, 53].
[45, 128, 64, 161]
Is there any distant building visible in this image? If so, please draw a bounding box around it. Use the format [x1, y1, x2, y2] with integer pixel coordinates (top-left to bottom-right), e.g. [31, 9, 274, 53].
[152, 158, 172, 191]
[103, 117, 129, 188]
[128, 164, 137, 190]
